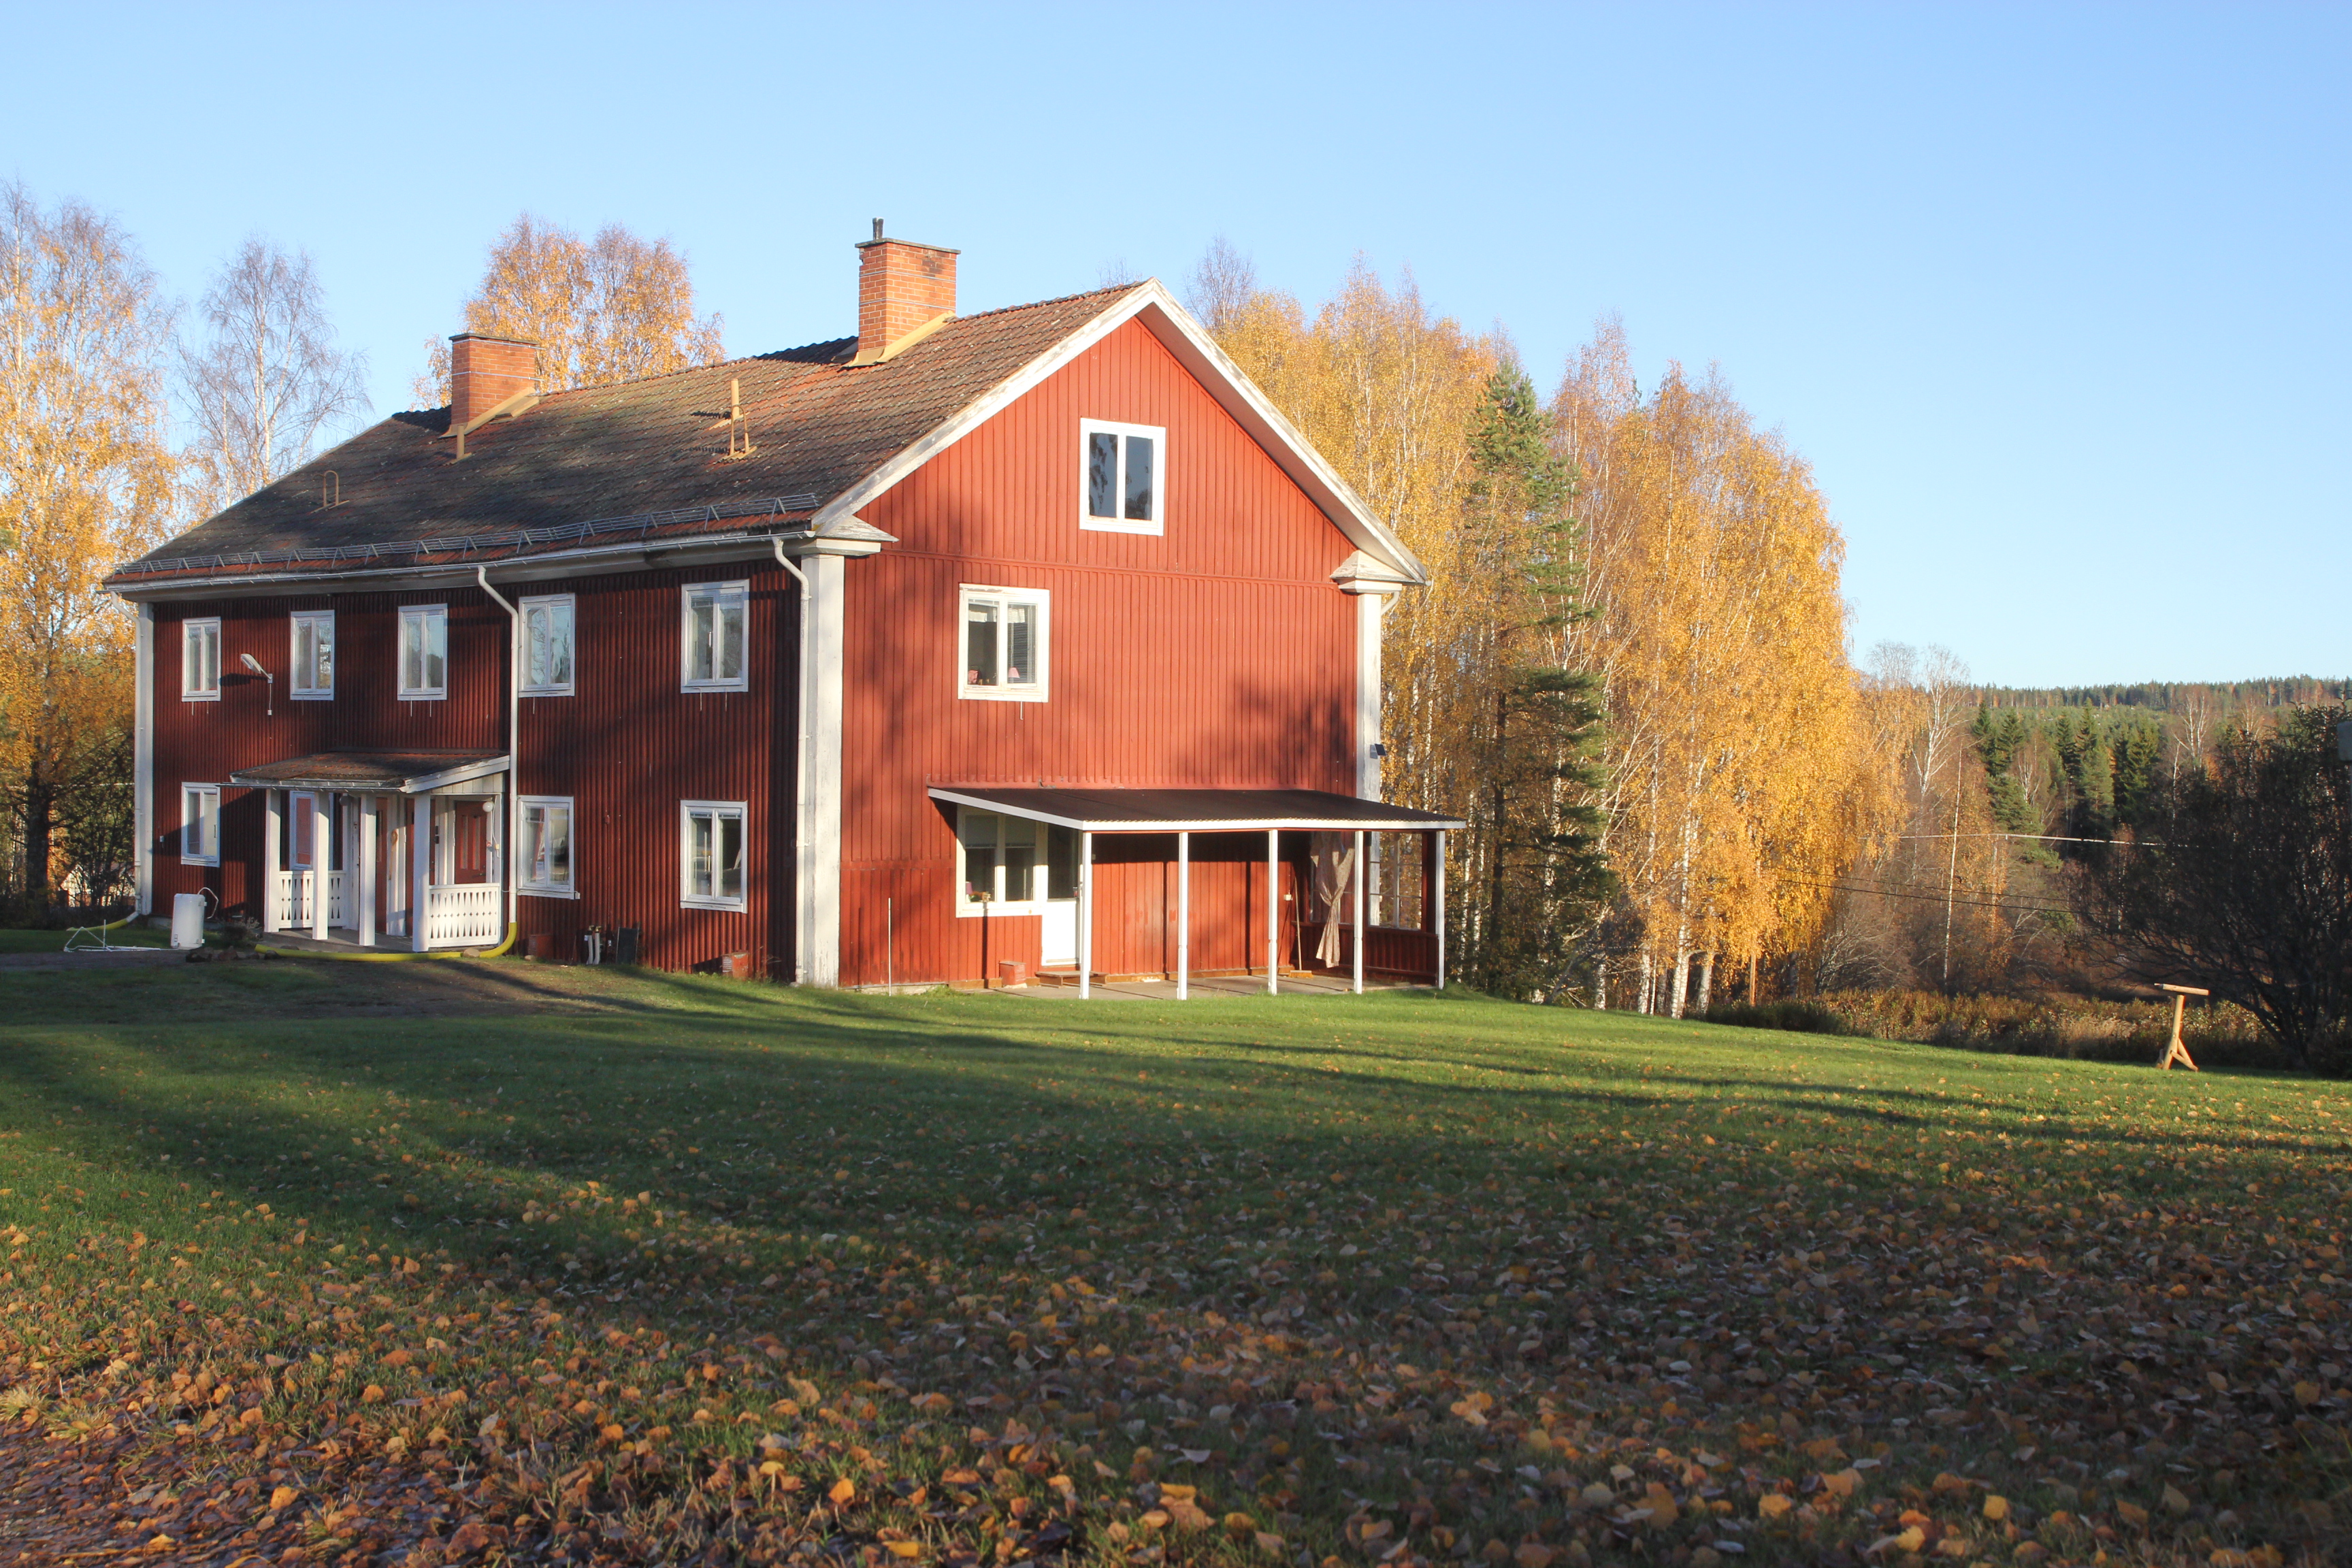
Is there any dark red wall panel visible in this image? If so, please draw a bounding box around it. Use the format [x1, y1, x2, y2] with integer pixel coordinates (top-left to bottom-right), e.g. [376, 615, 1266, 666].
[837, 317, 1361, 986]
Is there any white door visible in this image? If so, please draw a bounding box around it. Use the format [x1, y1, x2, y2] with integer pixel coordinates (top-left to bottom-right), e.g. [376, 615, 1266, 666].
[1041, 899, 1078, 967]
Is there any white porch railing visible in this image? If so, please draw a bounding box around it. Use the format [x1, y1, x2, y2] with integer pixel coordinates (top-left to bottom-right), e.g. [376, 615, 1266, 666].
[273, 870, 347, 930]
[425, 883, 502, 948]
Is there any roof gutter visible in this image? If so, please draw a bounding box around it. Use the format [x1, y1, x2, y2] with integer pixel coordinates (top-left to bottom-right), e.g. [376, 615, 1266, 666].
[106, 527, 821, 602]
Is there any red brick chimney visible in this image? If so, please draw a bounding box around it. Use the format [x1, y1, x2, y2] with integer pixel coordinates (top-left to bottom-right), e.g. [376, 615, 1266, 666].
[448, 333, 538, 426]
[854, 221, 957, 362]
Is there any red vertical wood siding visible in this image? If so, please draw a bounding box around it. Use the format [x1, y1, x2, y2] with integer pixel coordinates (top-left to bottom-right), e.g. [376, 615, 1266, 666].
[148, 590, 506, 923]
[508, 562, 798, 977]
[147, 565, 801, 976]
[837, 316, 1360, 985]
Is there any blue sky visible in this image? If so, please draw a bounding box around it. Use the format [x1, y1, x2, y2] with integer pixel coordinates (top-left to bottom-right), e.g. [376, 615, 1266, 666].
[5, 3, 2345, 687]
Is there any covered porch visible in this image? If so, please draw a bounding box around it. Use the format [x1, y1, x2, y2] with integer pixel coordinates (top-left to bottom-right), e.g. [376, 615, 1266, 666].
[229, 751, 509, 951]
[927, 787, 1465, 1000]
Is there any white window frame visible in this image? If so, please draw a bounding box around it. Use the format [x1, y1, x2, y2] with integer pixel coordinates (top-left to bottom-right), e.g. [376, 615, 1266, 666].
[680, 800, 748, 911]
[1079, 418, 1166, 536]
[517, 795, 576, 899]
[182, 618, 220, 702]
[680, 581, 749, 693]
[957, 583, 1050, 704]
[519, 593, 576, 697]
[954, 806, 1049, 917]
[290, 609, 335, 700]
[180, 784, 220, 866]
[397, 604, 448, 701]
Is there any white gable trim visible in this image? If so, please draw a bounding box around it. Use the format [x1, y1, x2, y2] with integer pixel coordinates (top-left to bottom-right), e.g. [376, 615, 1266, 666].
[808, 281, 1428, 585]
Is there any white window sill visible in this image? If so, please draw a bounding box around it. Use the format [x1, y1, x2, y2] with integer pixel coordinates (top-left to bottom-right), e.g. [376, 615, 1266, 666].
[399, 690, 446, 702]
[1080, 518, 1163, 536]
[180, 857, 219, 868]
[182, 692, 220, 703]
[681, 682, 749, 695]
[519, 686, 574, 698]
[681, 896, 745, 913]
[291, 691, 334, 702]
[519, 885, 578, 900]
[957, 902, 1047, 919]
[959, 687, 1048, 704]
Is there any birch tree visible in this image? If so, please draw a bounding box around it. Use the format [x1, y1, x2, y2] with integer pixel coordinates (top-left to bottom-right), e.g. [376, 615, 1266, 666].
[413, 214, 724, 404]
[0, 182, 177, 912]
[180, 237, 370, 520]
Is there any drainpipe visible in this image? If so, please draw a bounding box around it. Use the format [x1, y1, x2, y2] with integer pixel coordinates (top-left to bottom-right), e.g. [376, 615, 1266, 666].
[476, 567, 520, 943]
[773, 538, 812, 985]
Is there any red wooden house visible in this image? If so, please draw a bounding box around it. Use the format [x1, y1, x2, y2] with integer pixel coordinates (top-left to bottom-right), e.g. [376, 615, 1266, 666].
[112, 229, 1461, 993]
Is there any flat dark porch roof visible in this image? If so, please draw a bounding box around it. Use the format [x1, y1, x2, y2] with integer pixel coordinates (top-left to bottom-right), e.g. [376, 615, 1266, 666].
[926, 785, 1464, 834]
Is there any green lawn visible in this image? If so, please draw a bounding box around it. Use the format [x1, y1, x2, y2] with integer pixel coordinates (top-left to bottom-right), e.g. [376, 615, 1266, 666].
[1, 962, 2347, 1567]
[0, 921, 170, 953]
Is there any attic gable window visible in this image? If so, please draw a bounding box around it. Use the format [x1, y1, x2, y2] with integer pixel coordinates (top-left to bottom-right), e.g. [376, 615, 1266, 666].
[681, 581, 748, 693]
[399, 605, 448, 700]
[959, 584, 1049, 703]
[1081, 419, 1164, 535]
[291, 610, 334, 700]
[182, 618, 220, 701]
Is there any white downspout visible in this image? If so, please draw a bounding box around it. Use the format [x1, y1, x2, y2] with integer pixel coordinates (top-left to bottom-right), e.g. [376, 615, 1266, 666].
[772, 539, 813, 984]
[475, 568, 519, 940]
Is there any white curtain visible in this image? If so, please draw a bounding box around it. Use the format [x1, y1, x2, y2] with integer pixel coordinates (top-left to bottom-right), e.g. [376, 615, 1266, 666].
[1311, 831, 1356, 967]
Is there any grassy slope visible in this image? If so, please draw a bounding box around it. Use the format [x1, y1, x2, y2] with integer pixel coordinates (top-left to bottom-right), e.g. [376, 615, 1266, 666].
[1, 962, 2348, 1566]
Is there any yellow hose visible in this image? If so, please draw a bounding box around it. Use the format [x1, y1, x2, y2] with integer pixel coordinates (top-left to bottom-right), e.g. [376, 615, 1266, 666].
[264, 924, 519, 962]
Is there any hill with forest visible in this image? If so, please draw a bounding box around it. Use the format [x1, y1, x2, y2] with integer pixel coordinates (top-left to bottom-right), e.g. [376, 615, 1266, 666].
[1979, 676, 2350, 711]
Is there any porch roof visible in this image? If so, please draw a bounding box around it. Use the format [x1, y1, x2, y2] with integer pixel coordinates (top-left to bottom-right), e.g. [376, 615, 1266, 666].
[227, 749, 508, 794]
[926, 785, 1465, 834]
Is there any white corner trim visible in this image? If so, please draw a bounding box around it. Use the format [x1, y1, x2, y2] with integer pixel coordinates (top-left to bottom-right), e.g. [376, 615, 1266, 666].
[1356, 588, 1396, 801]
[802, 552, 847, 986]
[135, 604, 153, 915]
[806, 281, 1426, 585]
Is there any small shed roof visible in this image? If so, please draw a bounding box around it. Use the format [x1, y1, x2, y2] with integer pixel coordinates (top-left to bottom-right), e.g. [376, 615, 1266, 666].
[227, 750, 507, 794]
[926, 786, 1464, 834]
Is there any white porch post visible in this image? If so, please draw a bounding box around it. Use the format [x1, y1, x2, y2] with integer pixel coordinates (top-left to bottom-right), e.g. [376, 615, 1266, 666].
[1077, 830, 1094, 1001]
[410, 794, 431, 953]
[1266, 828, 1279, 996]
[1434, 828, 1448, 991]
[261, 791, 282, 933]
[310, 791, 331, 941]
[1352, 828, 1366, 995]
[358, 796, 378, 949]
[1176, 830, 1190, 1001]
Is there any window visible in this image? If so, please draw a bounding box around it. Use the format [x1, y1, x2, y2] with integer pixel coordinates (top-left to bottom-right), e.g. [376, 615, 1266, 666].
[680, 801, 747, 909]
[399, 605, 448, 700]
[289, 791, 316, 869]
[521, 593, 575, 696]
[1080, 419, 1164, 534]
[291, 610, 334, 699]
[958, 584, 1049, 702]
[1370, 832, 1427, 929]
[182, 619, 220, 700]
[518, 796, 575, 898]
[681, 581, 748, 692]
[956, 808, 1050, 915]
[180, 784, 219, 865]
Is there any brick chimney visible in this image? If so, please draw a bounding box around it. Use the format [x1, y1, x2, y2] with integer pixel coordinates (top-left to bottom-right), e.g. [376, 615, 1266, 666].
[854, 220, 958, 362]
[448, 333, 538, 427]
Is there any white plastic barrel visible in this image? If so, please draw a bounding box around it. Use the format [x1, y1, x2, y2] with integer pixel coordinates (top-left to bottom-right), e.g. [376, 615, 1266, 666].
[171, 893, 207, 949]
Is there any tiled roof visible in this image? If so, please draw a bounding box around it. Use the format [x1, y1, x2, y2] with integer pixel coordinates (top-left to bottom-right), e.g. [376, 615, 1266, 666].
[112, 288, 1134, 586]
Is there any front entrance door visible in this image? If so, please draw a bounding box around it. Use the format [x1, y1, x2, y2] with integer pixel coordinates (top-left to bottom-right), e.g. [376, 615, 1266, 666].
[1041, 899, 1077, 967]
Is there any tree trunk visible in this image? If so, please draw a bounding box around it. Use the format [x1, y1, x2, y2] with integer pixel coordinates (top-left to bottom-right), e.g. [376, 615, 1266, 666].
[22, 764, 55, 918]
[1636, 949, 1653, 1015]
[1669, 945, 1690, 1019]
[1747, 949, 1761, 1003]
[1696, 951, 1715, 1013]
[1486, 689, 1507, 963]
